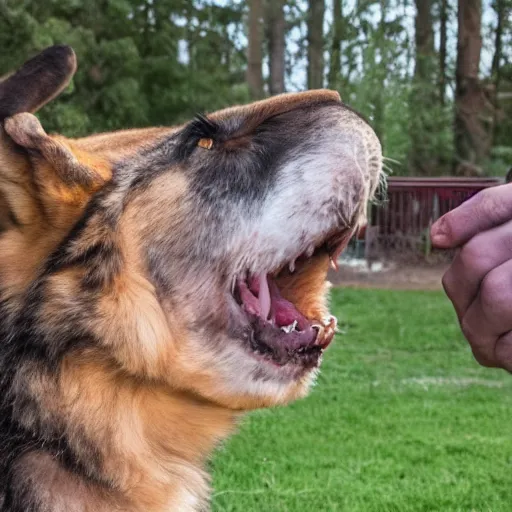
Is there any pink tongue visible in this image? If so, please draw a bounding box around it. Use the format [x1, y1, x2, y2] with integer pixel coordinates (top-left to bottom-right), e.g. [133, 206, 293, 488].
[241, 274, 309, 330]
[268, 279, 309, 330]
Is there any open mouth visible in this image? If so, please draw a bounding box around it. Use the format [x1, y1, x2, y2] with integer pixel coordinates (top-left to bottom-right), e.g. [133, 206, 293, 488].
[233, 228, 352, 370]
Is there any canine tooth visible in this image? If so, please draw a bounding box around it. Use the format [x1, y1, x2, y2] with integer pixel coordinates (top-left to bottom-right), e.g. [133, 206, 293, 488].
[289, 259, 296, 273]
[258, 272, 271, 320]
[306, 245, 315, 258]
[330, 257, 339, 271]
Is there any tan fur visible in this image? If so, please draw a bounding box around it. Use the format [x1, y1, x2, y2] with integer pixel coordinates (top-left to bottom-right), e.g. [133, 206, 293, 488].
[18, 344, 236, 511]
[57, 350, 234, 511]
[209, 89, 341, 136]
[12, 451, 124, 512]
[0, 115, 339, 511]
[0, 117, 340, 510]
[0, 122, 174, 309]
[0, 48, 381, 511]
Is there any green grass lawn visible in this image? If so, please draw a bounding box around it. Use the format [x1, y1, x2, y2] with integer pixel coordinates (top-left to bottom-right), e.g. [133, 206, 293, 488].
[210, 289, 512, 512]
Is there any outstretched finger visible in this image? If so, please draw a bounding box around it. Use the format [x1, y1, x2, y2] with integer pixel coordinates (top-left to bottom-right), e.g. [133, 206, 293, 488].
[431, 184, 512, 249]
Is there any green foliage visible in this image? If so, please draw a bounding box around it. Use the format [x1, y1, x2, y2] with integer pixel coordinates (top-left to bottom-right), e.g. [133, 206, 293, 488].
[485, 146, 512, 176]
[0, 0, 509, 176]
[0, 0, 248, 136]
[211, 288, 512, 511]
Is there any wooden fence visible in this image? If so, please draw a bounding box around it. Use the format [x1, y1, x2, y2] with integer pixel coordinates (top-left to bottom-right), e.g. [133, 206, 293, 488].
[360, 177, 503, 261]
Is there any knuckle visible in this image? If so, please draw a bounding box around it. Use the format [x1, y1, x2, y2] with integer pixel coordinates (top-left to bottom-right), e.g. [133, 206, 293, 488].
[441, 271, 454, 296]
[475, 188, 504, 224]
[495, 335, 512, 372]
[461, 318, 496, 366]
[480, 270, 505, 297]
[458, 238, 487, 273]
[475, 187, 494, 211]
[471, 347, 496, 368]
[460, 316, 477, 344]
[480, 270, 512, 315]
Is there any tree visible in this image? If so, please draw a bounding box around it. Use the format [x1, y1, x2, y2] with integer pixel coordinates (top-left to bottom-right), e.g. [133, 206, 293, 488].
[454, 0, 492, 171]
[328, 0, 343, 89]
[267, 0, 286, 95]
[439, 0, 448, 105]
[372, 0, 389, 145]
[0, 0, 249, 136]
[491, 0, 512, 150]
[413, 0, 435, 96]
[307, 0, 325, 89]
[491, 0, 505, 90]
[247, 0, 264, 99]
[409, 0, 438, 174]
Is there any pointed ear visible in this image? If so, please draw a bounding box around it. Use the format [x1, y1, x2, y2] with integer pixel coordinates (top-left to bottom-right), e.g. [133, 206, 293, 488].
[0, 45, 76, 120]
[0, 113, 112, 306]
[3, 113, 111, 219]
[5, 113, 109, 190]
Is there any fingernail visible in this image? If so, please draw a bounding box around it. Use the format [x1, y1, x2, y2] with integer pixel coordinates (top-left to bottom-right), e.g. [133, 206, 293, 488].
[431, 218, 448, 246]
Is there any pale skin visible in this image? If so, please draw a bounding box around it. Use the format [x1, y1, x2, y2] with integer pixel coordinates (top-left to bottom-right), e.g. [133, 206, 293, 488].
[431, 183, 512, 372]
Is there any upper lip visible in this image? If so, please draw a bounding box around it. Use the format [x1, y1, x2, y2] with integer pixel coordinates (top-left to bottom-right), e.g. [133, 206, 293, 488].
[270, 226, 353, 277]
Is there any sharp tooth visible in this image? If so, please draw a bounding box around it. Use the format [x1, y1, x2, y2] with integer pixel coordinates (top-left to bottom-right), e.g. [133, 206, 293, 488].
[280, 320, 298, 334]
[330, 257, 339, 271]
[258, 272, 271, 320]
[289, 259, 296, 273]
[306, 245, 315, 258]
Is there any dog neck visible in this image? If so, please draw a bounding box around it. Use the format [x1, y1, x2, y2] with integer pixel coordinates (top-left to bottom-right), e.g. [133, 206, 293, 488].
[15, 349, 238, 512]
[3, 197, 241, 511]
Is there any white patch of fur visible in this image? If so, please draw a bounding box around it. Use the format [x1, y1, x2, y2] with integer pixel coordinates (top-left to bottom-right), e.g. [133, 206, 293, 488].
[228, 110, 382, 277]
[165, 486, 203, 512]
[171, 109, 383, 404]
[185, 328, 317, 406]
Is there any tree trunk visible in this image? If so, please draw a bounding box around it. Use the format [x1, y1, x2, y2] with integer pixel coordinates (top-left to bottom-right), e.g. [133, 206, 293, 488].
[328, 0, 343, 89]
[372, 0, 389, 146]
[410, 0, 437, 175]
[247, 0, 264, 99]
[307, 0, 325, 90]
[491, 0, 505, 91]
[267, 0, 286, 95]
[439, 0, 448, 105]
[454, 0, 491, 170]
[490, 0, 511, 147]
[414, 0, 435, 82]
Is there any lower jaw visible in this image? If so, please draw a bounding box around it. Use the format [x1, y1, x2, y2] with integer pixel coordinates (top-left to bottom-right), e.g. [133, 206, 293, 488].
[244, 334, 324, 375]
[247, 329, 323, 369]
[250, 348, 323, 372]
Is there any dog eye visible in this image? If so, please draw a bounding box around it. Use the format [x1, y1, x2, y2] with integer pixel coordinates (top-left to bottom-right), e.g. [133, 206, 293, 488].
[197, 138, 214, 150]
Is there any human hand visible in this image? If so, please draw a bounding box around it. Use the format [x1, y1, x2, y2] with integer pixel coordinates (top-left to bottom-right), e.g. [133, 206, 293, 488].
[431, 184, 512, 371]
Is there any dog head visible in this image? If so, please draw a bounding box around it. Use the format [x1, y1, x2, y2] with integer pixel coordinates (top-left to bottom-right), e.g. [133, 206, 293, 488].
[1, 47, 382, 412]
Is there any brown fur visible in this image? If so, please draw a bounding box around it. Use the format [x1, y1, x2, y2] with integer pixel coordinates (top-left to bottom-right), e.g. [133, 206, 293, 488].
[0, 119, 173, 309]
[0, 47, 382, 512]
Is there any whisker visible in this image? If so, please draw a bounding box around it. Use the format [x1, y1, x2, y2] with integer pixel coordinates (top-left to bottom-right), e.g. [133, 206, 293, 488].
[382, 156, 402, 165]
